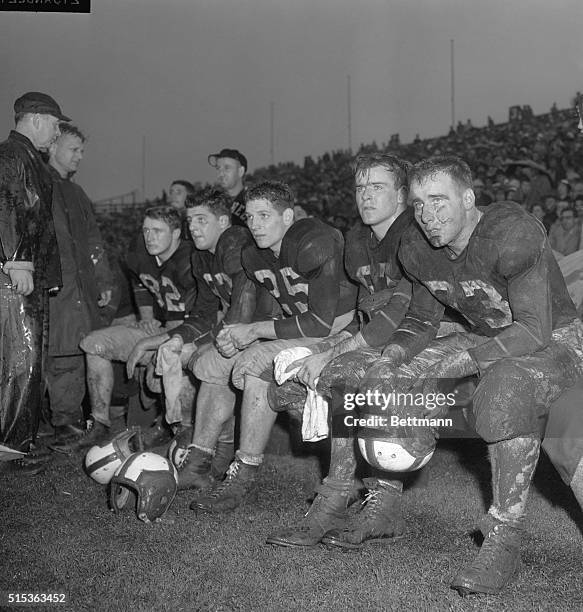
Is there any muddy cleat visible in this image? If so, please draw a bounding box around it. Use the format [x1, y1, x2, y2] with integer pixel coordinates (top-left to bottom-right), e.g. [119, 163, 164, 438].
[211, 439, 234, 481]
[0, 454, 51, 477]
[322, 478, 406, 549]
[191, 458, 258, 513]
[176, 446, 214, 491]
[266, 478, 353, 548]
[46, 423, 86, 452]
[50, 420, 110, 454]
[141, 420, 173, 449]
[451, 516, 522, 596]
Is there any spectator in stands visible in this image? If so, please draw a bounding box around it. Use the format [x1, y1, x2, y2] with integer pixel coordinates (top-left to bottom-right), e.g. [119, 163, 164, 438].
[549, 207, 581, 256]
[0, 92, 67, 470]
[556, 200, 571, 218]
[531, 203, 546, 224]
[208, 148, 248, 225]
[572, 181, 583, 200]
[543, 195, 558, 232]
[46, 123, 114, 450]
[557, 179, 572, 202]
[473, 178, 492, 206]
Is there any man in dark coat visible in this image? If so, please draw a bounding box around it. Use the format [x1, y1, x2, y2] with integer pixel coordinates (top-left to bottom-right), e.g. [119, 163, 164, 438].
[0, 92, 68, 462]
[45, 123, 114, 448]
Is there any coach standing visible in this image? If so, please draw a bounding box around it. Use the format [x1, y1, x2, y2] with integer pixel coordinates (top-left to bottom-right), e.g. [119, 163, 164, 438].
[45, 123, 114, 450]
[0, 92, 69, 462]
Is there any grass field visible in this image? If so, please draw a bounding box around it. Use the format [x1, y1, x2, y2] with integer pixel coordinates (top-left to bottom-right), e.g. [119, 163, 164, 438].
[1, 423, 582, 612]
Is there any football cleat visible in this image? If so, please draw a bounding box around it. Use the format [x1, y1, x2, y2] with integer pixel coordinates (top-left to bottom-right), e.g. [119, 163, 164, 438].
[50, 420, 110, 454]
[191, 458, 258, 513]
[322, 478, 406, 549]
[84, 429, 140, 485]
[266, 478, 353, 548]
[110, 452, 178, 523]
[451, 516, 522, 596]
[211, 439, 234, 481]
[175, 445, 214, 491]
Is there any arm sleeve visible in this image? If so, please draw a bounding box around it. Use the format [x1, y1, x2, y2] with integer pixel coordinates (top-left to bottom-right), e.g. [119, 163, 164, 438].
[388, 278, 443, 360]
[80, 191, 113, 294]
[360, 277, 412, 348]
[223, 271, 257, 326]
[125, 252, 154, 309]
[0, 155, 34, 266]
[468, 221, 553, 373]
[274, 234, 342, 339]
[220, 233, 258, 326]
[171, 277, 218, 345]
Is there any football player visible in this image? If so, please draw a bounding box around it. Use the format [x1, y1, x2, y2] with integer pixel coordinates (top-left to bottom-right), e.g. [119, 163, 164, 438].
[59, 205, 217, 451]
[539, 93, 583, 514]
[157, 188, 278, 487]
[189, 180, 358, 513]
[267, 153, 416, 548]
[354, 156, 583, 595]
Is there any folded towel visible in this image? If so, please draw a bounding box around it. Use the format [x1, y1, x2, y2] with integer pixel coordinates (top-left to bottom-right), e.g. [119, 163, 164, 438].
[274, 347, 329, 442]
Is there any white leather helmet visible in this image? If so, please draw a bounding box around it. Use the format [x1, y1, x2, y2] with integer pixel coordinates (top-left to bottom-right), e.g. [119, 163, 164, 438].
[84, 429, 140, 485]
[109, 452, 178, 523]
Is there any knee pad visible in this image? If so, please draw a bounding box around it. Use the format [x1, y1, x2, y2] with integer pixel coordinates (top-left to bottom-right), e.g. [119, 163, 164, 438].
[472, 359, 540, 443]
[79, 332, 103, 355]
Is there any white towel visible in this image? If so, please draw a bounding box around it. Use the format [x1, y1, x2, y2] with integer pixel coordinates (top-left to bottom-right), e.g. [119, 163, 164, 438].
[273, 347, 329, 442]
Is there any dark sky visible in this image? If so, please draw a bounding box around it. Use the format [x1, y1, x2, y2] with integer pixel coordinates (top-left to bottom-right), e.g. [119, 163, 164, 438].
[2, 0, 581, 201]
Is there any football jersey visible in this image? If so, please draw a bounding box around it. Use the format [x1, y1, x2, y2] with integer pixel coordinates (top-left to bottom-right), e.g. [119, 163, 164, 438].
[126, 240, 217, 331]
[394, 202, 578, 372]
[242, 217, 358, 339]
[344, 208, 413, 347]
[230, 189, 247, 226]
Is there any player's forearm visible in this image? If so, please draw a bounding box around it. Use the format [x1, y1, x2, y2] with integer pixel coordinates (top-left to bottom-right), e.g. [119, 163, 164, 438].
[137, 332, 171, 351]
[138, 305, 155, 321]
[327, 331, 369, 358]
[250, 320, 277, 340]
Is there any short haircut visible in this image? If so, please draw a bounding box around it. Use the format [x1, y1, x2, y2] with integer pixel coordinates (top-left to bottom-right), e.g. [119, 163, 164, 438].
[59, 123, 86, 142]
[185, 187, 231, 219]
[143, 205, 183, 231]
[14, 112, 28, 125]
[171, 180, 196, 197]
[352, 153, 410, 193]
[245, 180, 294, 213]
[409, 155, 473, 192]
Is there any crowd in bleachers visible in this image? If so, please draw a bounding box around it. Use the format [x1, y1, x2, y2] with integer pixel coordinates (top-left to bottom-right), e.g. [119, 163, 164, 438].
[96, 97, 583, 262]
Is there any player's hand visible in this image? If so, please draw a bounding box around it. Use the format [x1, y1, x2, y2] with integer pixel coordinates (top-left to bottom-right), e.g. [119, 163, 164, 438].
[359, 345, 406, 396]
[8, 269, 34, 296]
[419, 351, 478, 415]
[285, 351, 332, 391]
[215, 328, 238, 358]
[137, 318, 162, 335]
[222, 323, 257, 350]
[126, 340, 149, 378]
[98, 289, 112, 307]
[381, 344, 407, 364]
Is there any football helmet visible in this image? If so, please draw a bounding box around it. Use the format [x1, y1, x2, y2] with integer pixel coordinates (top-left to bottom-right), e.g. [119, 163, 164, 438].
[357, 401, 437, 472]
[109, 452, 178, 523]
[357, 434, 435, 472]
[84, 429, 140, 485]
